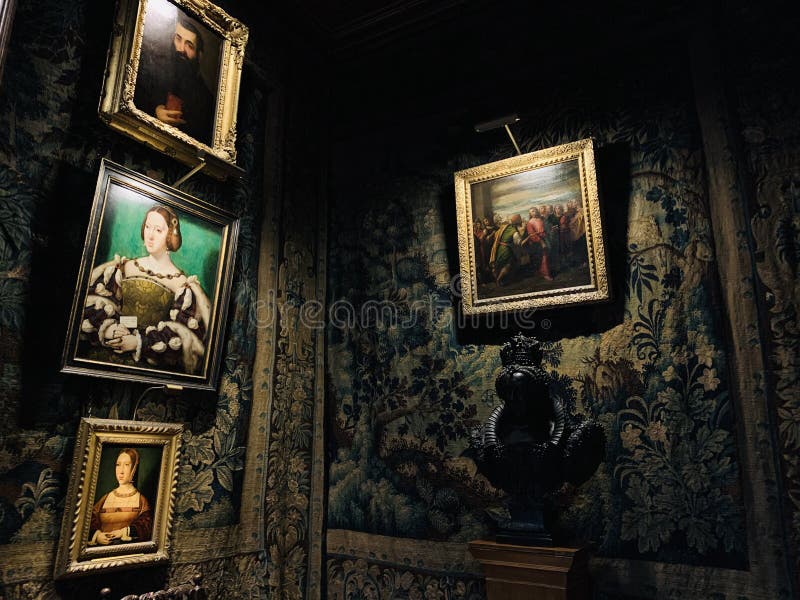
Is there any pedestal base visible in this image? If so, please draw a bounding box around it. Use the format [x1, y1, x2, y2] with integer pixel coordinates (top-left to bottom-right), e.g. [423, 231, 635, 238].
[468, 540, 590, 600]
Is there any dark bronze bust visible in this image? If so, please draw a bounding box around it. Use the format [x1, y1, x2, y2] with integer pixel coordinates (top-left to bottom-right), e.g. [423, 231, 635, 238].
[471, 334, 605, 545]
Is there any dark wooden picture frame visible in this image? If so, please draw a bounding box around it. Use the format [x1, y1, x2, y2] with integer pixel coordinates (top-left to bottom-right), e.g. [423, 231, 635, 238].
[61, 159, 239, 390]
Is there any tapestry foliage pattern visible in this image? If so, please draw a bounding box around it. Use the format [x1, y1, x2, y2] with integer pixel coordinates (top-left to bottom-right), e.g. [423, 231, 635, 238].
[327, 557, 485, 600]
[734, 21, 800, 583]
[325, 531, 487, 600]
[260, 81, 328, 598]
[265, 237, 318, 599]
[326, 63, 749, 575]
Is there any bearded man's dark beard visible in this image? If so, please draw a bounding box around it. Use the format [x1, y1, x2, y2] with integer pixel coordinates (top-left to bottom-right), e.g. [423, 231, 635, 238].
[169, 49, 200, 99]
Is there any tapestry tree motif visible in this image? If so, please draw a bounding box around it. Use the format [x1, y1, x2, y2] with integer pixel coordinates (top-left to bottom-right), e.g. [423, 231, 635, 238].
[326, 70, 748, 570]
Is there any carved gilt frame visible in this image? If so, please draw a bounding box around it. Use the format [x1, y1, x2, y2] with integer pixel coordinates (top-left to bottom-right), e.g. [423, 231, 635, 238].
[0, 0, 16, 85]
[54, 418, 183, 579]
[455, 138, 610, 314]
[99, 0, 248, 180]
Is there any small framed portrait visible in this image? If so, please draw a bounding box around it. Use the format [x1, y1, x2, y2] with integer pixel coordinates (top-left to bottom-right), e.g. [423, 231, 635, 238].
[454, 138, 610, 314]
[100, 0, 248, 180]
[54, 418, 183, 578]
[61, 159, 239, 390]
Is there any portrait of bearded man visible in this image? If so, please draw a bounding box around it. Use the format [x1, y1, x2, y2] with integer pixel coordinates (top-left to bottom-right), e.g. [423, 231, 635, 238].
[133, 0, 220, 146]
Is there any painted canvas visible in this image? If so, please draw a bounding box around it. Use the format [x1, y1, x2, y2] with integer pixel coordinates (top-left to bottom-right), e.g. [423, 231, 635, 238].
[54, 418, 182, 578]
[455, 138, 610, 314]
[61, 159, 239, 389]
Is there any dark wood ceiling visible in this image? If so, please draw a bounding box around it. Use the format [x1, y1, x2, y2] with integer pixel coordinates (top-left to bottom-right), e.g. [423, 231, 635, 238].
[286, 0, 697, 58]
[286, 0, 485, 53]
[293, 0, 456, 35]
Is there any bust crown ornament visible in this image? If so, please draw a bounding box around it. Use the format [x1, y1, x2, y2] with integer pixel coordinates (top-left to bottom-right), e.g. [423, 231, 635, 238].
[500, 333, 543, 367]
[470, 334, 605, 545]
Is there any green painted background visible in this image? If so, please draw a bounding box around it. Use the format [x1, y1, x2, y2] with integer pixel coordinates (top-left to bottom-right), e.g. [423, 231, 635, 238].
[95, 182, 222, 298]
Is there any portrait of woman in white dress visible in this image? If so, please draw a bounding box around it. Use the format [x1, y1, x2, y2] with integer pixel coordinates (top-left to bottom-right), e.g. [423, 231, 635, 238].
[79, 204, 212, 375]
[63, 161, 238, 390]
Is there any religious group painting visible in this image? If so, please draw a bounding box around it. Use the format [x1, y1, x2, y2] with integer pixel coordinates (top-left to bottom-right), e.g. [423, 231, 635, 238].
[455, 138, 610, 314]
[99, 0, 248, 179]
[61, 159, 239, 390]
[54, 418, 182, 578]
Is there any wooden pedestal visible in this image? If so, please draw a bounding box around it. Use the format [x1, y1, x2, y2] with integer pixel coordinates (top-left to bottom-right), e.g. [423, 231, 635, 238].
[468, 540, 590, 600]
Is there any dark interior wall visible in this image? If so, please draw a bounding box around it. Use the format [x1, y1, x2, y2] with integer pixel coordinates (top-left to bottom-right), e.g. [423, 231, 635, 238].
[0, 0, 296, 596]
[324, 3, 798, 598]
[0, 1, 796, 599]
[728, 2, 800, 590]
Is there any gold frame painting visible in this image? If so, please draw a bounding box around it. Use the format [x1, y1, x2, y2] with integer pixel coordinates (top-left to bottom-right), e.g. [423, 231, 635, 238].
[100, 0, 248, 180]
[61, 159, 240, 390]
[54, 418, 183, 578]
[455, 138, 610, 314]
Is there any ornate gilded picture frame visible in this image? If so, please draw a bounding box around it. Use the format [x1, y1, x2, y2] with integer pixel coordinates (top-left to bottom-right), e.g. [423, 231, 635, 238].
[0, 0, 16, 85]
[54, 418, 183, 579]
[455, 138, 609, 314]
[100, 0, 248, 180]
[61, 159, 239, 390]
